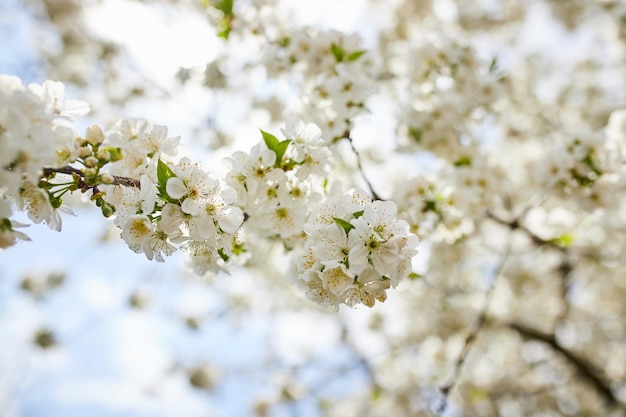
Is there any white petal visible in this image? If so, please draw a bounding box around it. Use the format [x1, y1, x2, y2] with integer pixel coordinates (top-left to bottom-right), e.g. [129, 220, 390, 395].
[166, 177, 187, 199]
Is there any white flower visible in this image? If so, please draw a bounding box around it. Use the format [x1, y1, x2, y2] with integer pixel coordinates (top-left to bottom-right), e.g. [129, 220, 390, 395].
[320, 267, 353, 296]
[311, 223, 351, 273]
[18, 180, 73, 232]
[28, 80, 90, 120]
[121, 214, 180, 262]
[0, 199, 30, 248]
[166, 159, 216, 215]
[121, 214, 154, 246]
[298, 190, 419, 309]
[281, 118, 324, 163]
[256, 200, 306, 238]
[303, 277, 340, 310]
[225, 142, 278, 204]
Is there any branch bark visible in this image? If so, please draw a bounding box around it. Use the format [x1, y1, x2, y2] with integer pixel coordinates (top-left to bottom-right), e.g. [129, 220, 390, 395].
[509, 322, 621, 408]
[43, 166, 140, 188]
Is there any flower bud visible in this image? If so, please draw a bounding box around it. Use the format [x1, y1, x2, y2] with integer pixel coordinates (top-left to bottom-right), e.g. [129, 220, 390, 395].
[96, 148, 110, 162]
[84, 156, 98, 168]
[79, 146, 92, 158]
[100, 173, 114, 184]
[85, 125, 104, 146]
[84, 168, 97, 178]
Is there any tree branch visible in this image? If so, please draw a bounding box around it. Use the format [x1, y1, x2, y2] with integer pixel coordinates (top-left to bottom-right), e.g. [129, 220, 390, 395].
[435, 243, 512, 414]
[341, 130, 382, 201]
[509, 322, 621, 408]
[43, 166, 140, 189]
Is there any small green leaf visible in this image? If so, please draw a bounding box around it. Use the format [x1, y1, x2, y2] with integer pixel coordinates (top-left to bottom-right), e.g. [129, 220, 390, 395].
[217, 26, 232, 39]
[330, 43, 345, 62]
[489, 57, 498, 73]
[408, 272, 421, 280]
[334, 217, 354, 235]
[0, 217, 13, 231]
[423, 199, 437, 213]
[453, 156, 472, 167]
[408, 127, 422, 144]
[106, 147, 123, 162]
[214, 0, 234, 14]
[353, 210, 364, 219]
[260, 130, 291, 167]
[218, 248, 229, 262]
[261, 129, 279, 149]
[348, 50, 365, 62]
[549, 233, 575, 247]
[204, 0, 234, 39]
[157, 159, 177, 201]
[371, 386, 382, 401]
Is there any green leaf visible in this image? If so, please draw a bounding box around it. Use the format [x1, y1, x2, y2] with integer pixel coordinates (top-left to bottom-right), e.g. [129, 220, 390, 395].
[408, 127, 422, 144]
[489, 57, 498, 73]
[1, 217, 13, 231]
[549, 233, 575, 247]
[423, 199, 437, 213]
[217, 26, 232, 39]
[453, 156, 472, 167]
[157, 159, 177, 201]
[408, 272, 421, 280]
[353, 210, 364, 219]
[106, 147, 123, 162]
[330, 43, 345, 62]
[334, 217, 354, 235]
[218, 248, 229, 262]
[214, 0, 234, 14]
[260, 130, 291, 167]
[261, 129, 279, 149]
[348, 50, 365, 62]
[204, 0, 234, 39]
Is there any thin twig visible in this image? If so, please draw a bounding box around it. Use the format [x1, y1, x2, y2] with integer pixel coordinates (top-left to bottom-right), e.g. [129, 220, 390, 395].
[435, 242, 512, 414]
[342, 130, 382, 201]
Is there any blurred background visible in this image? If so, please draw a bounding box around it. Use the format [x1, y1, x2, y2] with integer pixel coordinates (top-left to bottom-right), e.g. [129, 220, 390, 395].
[1, 1, 626, 416]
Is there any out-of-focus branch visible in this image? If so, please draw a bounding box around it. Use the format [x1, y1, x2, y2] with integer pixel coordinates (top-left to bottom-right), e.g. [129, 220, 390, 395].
[486, 210, 573, 326]
[435, 242, 512, 414]
[509, 322, 622, 409]
[485, 211, 548, 246]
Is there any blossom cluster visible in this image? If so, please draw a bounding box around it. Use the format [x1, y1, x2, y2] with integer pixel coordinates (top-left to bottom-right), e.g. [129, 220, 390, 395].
[0, 75, 89, 244]
[298, 190, 419, 309]
[265, 28, 378, 141]
[225, 119, 331, 243]
[0, 73, 419, 309]
[395, 33, 506, 160]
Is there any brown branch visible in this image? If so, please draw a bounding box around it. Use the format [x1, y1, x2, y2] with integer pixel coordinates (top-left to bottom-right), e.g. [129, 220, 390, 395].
[111, 175, 141, 188]
[43, 166, 140, 188]
[341, 130, 382, 201]
[509, 322, 621, 408]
